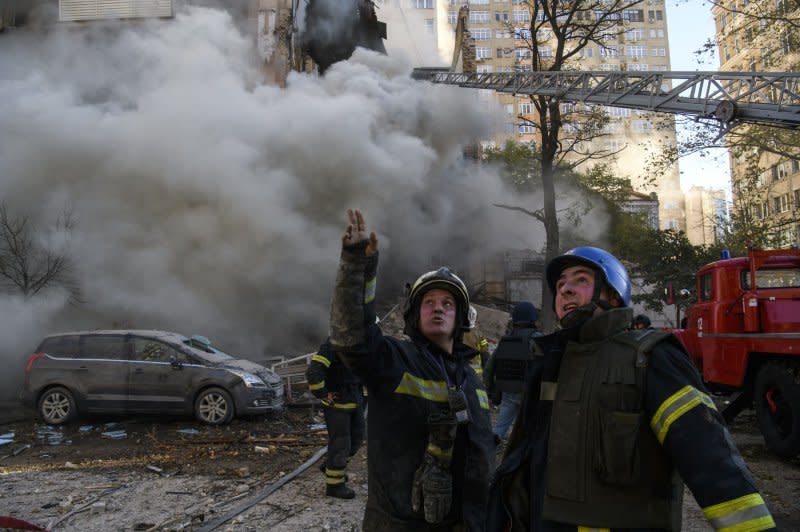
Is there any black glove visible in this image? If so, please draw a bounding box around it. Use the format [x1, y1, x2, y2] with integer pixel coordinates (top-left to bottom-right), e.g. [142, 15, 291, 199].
[411, 412, 456, 524]
[411, 454, 452, 523]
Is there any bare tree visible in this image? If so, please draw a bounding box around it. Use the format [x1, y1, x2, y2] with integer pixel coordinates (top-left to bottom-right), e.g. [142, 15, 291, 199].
[0, 202, 80, 301]
[490, 0, 647, 328]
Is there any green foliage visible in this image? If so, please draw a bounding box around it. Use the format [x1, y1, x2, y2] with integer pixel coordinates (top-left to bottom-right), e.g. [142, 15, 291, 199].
[613, 226, 712, 314]
[483, 141, 541, 192]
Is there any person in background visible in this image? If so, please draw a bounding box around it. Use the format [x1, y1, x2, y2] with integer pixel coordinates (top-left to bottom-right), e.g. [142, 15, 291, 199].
[305, 340, 366, 499]
[328, 209, 493, 531]
[486, 246, 776, 532]
[632, 313, 653, 330]
[483, 302, 542, 445]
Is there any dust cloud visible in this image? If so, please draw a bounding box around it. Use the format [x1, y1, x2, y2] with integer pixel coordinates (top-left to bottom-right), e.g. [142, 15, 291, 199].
[0, 5, 604, 394]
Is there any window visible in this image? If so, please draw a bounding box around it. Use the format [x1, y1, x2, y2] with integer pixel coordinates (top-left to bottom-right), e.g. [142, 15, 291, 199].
[625, 28, 645, 41]
[496, 29, 511, 39]
[626, 45, 647, 57]
[424, 18, 434, 32]
[518, 123, 536, 134]
[651, 47, 666, 57]
[741, 268, 800, 289]
[606, 106, 631, 117]
[600, 63, 620, 71]
[600, 46, 619, 57]
[470, 11, 490, 23]
[623, 9, 643, 22]
[473, 28, 491, 40]
[469, 0, 490, 4]
[628, 63, 649, 71]
[132, 338, 188, 363]
[762, 47, 772, 67]
[514, 28, 531, 40]
[632, 119, 653, 132]
[477, 64, 493, 73]
[414, 0, 433, 8]
[794, 189, 800, 209]
[476, 47, 492, 59]
[504, 104, 514, 115]
[539, 46, 553, 58]
[515, 48, 532, 59]
[39, 336, 80, 358]
[519, 102, 532, 114]
[512, 9, 529, 22]
[80, 335, 128, 360]
[649, 9, 663, 21]
[448, 11, 457, 24]
[700, 273, 712, 301]
[495, 11, 509, 21]
[649, 29, 665, 39]
[781, 32, 794, 55]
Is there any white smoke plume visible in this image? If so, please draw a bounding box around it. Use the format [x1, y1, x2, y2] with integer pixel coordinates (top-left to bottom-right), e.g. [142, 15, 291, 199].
[0, 6, 607, 398]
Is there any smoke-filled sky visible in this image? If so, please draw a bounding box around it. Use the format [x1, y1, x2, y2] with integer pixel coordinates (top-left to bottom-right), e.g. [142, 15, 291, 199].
[0, 5, 609, 386]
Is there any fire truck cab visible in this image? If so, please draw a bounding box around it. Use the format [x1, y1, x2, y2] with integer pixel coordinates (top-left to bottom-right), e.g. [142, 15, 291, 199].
[673, 248, 800, 458]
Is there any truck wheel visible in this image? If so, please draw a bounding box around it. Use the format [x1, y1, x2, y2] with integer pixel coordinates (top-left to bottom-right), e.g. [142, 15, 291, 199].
[38, 387, 77, 425]
[195, 387, 234, 425]
[754, 363, 800, 459]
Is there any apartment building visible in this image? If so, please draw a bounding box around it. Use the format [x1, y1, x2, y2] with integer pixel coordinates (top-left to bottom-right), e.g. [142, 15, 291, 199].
[713, 0, 800, 246]
[382, 0, 685, 232]
[684, 186, 728, 245]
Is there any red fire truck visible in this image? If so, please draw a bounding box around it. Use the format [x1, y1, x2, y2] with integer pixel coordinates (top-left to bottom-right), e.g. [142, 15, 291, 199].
[672, 247, 800, 458]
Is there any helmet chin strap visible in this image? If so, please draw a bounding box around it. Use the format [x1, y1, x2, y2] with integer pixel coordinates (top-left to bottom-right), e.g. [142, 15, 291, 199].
[559, 302, 597, 329]
[558, 279, 613, 329]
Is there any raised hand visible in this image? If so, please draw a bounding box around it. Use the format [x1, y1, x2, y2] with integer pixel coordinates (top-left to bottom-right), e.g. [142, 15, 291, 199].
[343, 208, 378, 256]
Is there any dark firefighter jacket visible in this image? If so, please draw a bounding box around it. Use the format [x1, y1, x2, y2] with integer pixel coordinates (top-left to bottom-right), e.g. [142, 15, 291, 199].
[305, 342, 363, 409]
[485, 307, 777, 532]
[329, 245, 494, 532]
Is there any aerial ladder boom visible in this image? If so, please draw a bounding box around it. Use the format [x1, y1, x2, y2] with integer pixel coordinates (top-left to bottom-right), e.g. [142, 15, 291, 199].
[411, 69, 800, 131]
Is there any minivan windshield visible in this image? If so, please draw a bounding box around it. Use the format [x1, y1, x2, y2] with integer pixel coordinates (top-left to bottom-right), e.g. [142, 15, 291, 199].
[182, 336, 235, 361]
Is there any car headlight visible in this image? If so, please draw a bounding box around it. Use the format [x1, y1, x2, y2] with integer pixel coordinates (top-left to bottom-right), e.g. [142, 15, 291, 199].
[229, 370, 266, 388]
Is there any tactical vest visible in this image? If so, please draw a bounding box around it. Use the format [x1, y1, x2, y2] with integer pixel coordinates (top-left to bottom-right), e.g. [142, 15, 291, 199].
[543, 329, 684, 531]
[493, 327, 539, 393]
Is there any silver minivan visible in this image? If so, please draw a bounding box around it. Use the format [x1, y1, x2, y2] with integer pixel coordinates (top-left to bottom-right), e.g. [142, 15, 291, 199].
[23, 330, 284, 425]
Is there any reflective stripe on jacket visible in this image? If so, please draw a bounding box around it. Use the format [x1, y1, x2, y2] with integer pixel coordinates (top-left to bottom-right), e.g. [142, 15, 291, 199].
[485, 308, 776, 532]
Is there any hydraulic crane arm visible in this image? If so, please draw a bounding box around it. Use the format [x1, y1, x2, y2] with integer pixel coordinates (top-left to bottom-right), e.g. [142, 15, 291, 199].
[411, 69, 800, 131]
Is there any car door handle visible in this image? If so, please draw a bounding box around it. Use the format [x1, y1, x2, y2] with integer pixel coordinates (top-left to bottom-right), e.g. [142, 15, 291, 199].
[133, 368, 144, 374]
[76, 366, 89, 371]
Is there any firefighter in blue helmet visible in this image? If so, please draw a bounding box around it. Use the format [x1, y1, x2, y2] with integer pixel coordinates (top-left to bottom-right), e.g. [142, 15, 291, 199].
[485, 246, 776, 531]
[329, 209, 493, 531]
[306, 340, 366, 499]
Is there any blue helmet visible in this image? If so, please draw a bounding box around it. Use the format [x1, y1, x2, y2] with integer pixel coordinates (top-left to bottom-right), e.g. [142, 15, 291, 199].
[545, 247, 631, 306]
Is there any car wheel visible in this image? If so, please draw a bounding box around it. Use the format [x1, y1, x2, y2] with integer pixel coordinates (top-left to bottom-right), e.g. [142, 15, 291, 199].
[754, 362, 800, 459]
[195, 387, 234, 425]
[38, 387, 77, 425]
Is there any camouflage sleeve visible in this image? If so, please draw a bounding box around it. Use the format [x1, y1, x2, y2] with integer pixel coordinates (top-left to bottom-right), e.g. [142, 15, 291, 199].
[329, 240, 379, 350]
